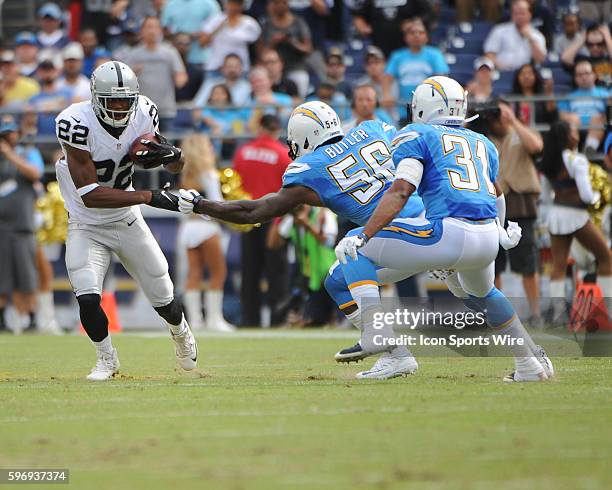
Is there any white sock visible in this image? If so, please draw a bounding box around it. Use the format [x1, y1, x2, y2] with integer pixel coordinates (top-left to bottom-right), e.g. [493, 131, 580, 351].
[206, 290, 224, 320]
[166, 314, 188, 336]
[585, 136, 600, 151]
[346, 309, 362, 330]
[497, 316, 542, 373]
[36, 291, 56, 328]
[183, 290, 203, 325]
[549, 279, 566, 317]
[597, 276, 612, 298]
[93, 335, 113, 357]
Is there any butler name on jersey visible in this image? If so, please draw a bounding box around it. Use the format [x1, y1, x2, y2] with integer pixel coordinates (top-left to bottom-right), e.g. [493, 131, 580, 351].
[55, 93, 159, 225]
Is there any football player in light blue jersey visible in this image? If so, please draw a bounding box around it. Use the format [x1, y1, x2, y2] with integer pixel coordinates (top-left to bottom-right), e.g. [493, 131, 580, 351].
[175, 102, 423, 336]
[281, 114, 424, 225]
[333, 76, 553, 382]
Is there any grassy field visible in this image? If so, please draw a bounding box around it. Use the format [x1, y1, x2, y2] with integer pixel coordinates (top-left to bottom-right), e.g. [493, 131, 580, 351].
[1, 332, 611, 490]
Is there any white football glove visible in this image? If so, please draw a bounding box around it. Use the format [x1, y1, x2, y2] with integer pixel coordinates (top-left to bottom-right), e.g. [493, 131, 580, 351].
[178, 189, 200, 215]
[335, 233, 368, 264]
[497, 219, 522, 250]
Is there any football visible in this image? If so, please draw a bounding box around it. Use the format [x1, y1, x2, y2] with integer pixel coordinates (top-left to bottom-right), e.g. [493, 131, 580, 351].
[129, 132, 159, 166]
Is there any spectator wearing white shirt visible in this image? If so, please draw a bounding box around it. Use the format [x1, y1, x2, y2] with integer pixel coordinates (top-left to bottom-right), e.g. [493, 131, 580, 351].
[200, 0, 261, 72]
[56, 43, 90, 102]
[484, 0, 547, 71]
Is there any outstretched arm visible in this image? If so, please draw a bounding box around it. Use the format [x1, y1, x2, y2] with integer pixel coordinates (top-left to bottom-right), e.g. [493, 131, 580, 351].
[190, 185, 322, 224]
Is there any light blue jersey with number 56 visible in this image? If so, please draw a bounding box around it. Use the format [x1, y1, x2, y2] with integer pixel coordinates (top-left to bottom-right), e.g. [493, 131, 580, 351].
[282, 120, 424, 225]
[392, 123, 499, 221]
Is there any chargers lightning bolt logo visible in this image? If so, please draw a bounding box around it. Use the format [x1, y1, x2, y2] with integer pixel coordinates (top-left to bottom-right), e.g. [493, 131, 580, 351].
[292, 107, 325, 128]
[423, 78, 448, 107]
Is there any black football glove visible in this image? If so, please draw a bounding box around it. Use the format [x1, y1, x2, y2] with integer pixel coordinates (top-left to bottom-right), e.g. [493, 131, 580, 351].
[135, 132, 182, 168]
[148, 186, 180, 212]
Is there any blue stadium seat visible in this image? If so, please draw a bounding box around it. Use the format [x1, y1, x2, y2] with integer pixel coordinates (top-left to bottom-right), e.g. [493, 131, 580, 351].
[438, 7, 455, 25]
[174, 109, 193, 129]
[457, 21, 493, 41]
[450, 70, 473, 86]
[430, 24, 450, 46]
[446, 37, 483, 55]
[446, 53, 478, 72]
[551, 67, 573, 86]
[492, 80, 514, 96]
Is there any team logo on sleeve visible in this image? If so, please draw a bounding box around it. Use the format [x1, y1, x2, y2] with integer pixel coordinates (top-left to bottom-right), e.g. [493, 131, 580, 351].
[284, 162, 311, 175]
[391, 131, 421, 150]
[292, 107, 325, 128]
[423, 78, 448, 107]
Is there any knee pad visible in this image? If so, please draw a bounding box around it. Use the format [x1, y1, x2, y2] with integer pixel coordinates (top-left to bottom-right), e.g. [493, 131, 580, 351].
[154, 298, 183, 325]
[76, 293, 108, 342]
[469, 287, 516, 328]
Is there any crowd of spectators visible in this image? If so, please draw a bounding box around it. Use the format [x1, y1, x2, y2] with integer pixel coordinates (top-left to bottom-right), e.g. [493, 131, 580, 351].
[0, 0, 610, 330]
[0, 1, 608, 141]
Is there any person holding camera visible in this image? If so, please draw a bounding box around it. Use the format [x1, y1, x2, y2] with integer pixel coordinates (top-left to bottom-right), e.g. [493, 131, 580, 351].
[471, 100, 545, 327]
[0, 116, 44, 333]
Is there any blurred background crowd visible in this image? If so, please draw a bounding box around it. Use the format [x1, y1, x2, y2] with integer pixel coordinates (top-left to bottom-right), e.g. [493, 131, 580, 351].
[0, 0, 610, 333]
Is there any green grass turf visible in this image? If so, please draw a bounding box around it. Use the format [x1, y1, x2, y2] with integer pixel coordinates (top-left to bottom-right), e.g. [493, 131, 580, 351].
[0, 332, 611, 490]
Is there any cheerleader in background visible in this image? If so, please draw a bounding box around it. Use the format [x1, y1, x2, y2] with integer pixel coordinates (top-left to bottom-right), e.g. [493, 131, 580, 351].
[540, 120, 612, 316]
[178, 134, 235, 332]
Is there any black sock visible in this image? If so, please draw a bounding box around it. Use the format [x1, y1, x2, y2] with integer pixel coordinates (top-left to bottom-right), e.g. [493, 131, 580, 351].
[77, 294, 109, 342]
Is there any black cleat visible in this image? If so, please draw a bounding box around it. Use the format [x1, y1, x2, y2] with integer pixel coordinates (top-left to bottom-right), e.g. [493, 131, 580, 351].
[334, 342, 369, 363]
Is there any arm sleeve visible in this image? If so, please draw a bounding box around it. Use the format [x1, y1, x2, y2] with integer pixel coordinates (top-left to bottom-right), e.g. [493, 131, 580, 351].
[240, 17, 262, 43]
[25, 147, 45, 174]
[201, 170, 224, 201]
[170, 46, 186, 74]
[202, 13, 224, 34]
[533, 30, 547, 55]
[55, 112, 90, 152]
[483, 27, 502, 54]
[385, 52, 399, 78]
[390, 128, 428, 166]
[566, 151, 598, 204]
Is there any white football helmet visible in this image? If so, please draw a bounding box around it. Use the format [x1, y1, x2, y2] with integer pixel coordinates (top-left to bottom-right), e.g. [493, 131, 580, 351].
[411, 76, 468, 126]
[91, 61, 139, 128]
[287, 101, 343, 159]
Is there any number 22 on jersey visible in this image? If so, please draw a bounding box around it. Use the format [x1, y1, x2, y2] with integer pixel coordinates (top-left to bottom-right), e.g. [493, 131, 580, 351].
[442, 134, 495, 195]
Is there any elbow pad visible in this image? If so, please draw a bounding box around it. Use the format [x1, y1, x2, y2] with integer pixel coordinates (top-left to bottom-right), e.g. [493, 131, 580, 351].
[395, 158, 423, 188]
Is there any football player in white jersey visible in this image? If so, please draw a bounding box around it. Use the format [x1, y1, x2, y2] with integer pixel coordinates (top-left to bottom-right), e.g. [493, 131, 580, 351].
[55, 60, 197, 380]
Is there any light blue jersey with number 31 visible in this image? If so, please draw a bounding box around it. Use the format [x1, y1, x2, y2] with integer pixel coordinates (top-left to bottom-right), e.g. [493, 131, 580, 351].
[282, 120, 425, 225]
[392, 123, 499, 221]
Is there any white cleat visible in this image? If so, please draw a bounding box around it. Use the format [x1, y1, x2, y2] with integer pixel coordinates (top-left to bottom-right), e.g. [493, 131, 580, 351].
[503, 370, 549, 383]
[356, 353, 419, 380]
[205, 317, 236, 333]
[86, 348, 120, 381]
[534, 345, 554, 378]
[171, 326, 198, 370]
